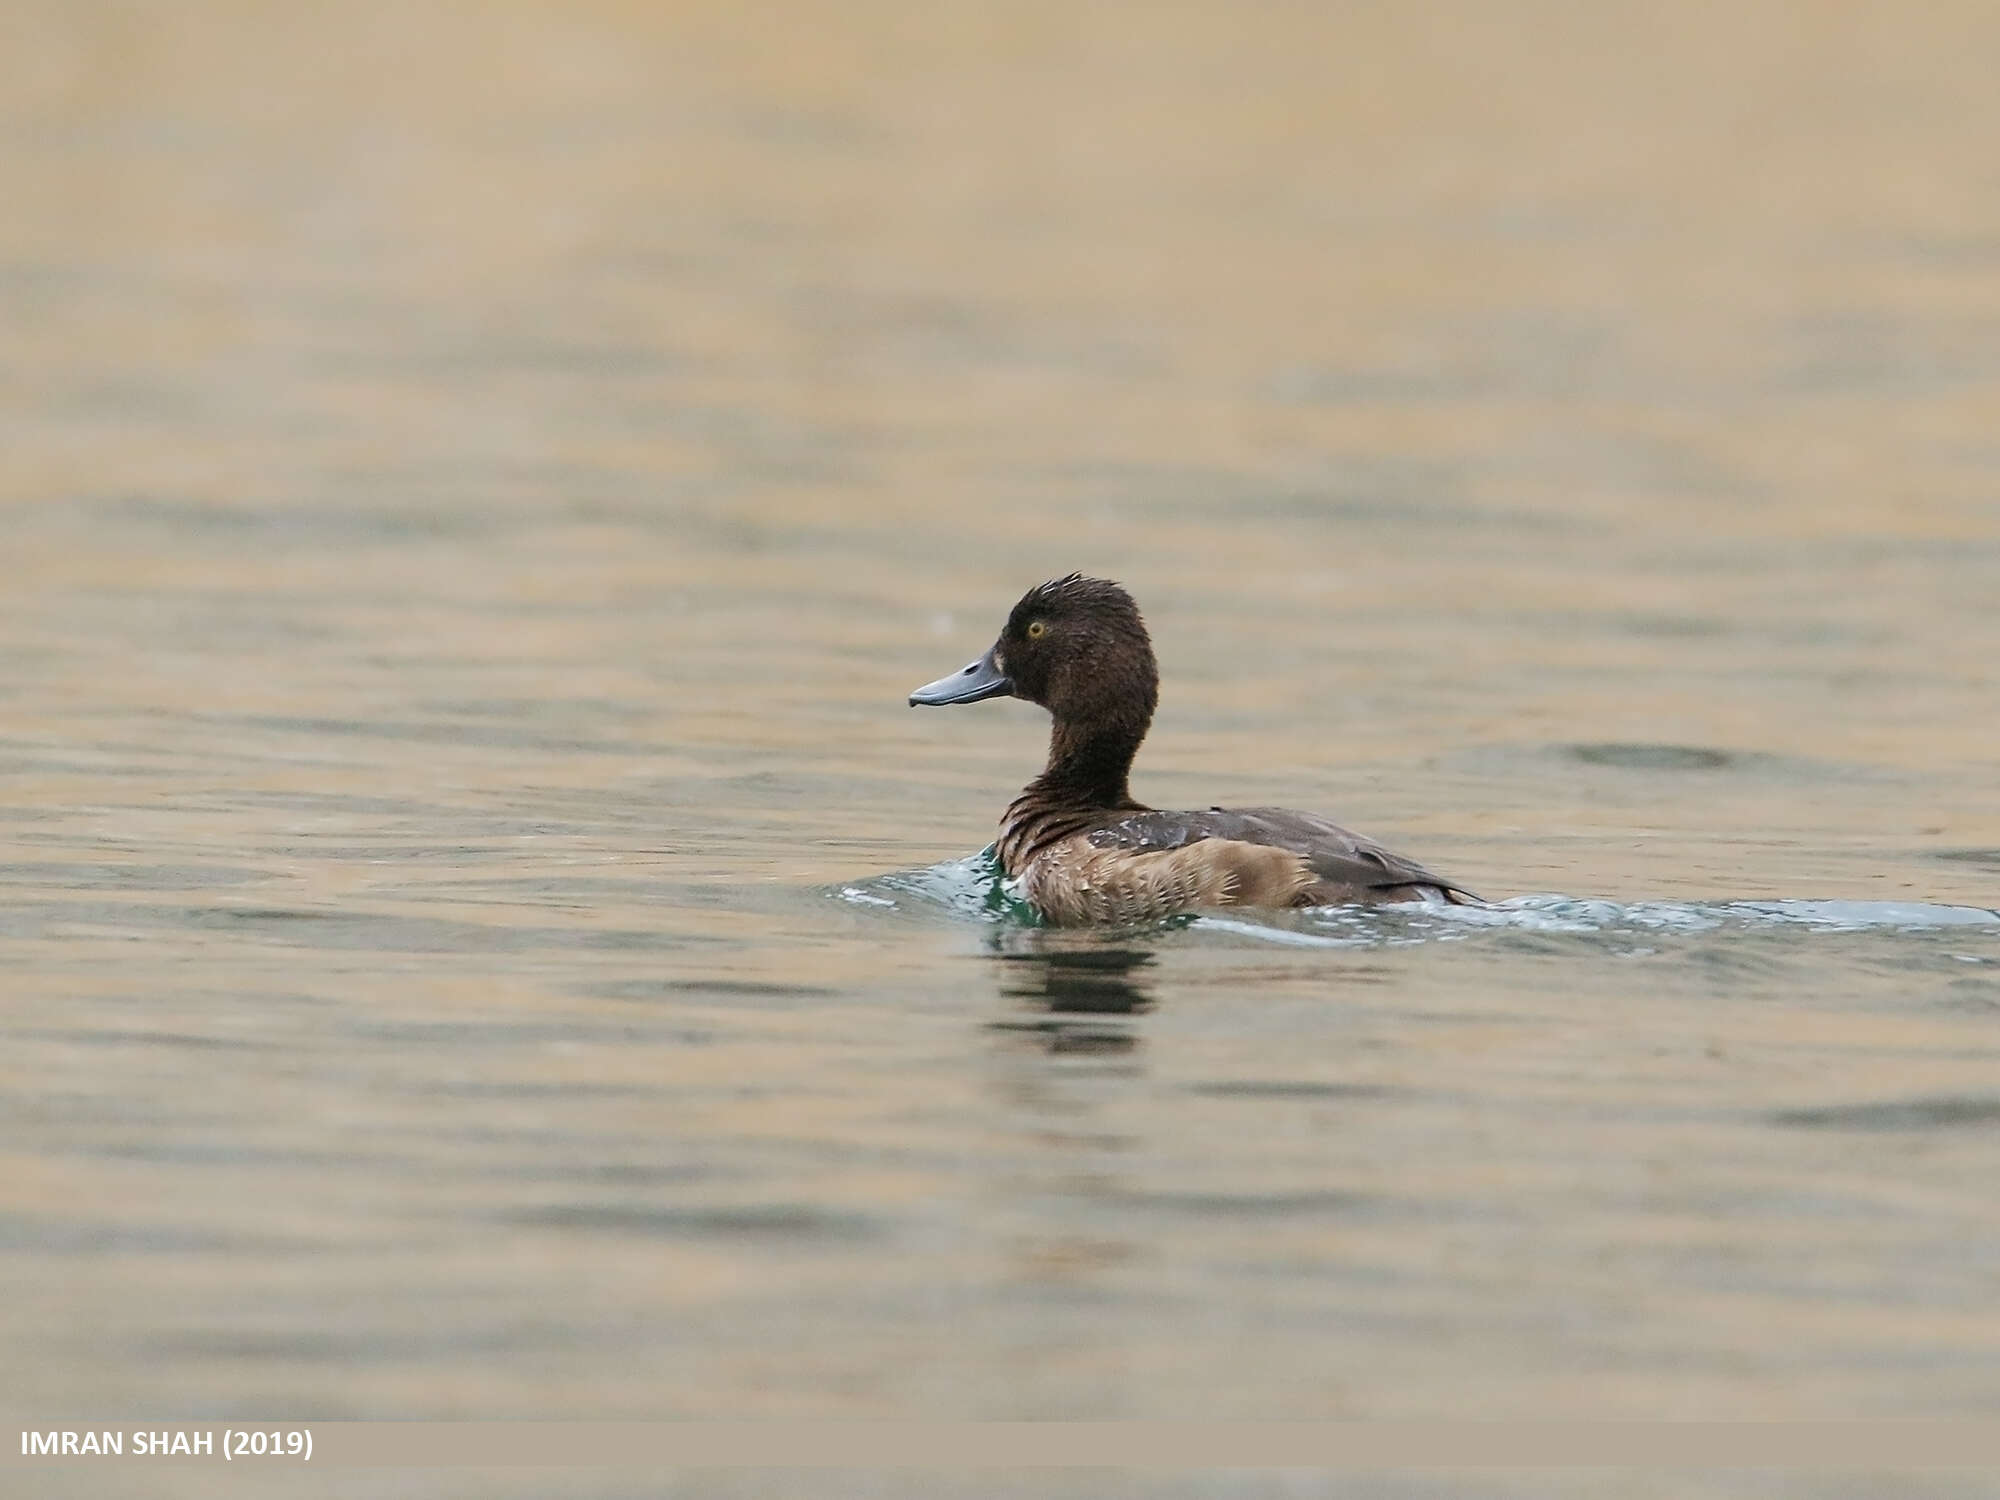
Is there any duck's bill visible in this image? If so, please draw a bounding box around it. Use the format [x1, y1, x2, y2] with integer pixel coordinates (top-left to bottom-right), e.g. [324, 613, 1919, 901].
[909, 649, 1012, 706]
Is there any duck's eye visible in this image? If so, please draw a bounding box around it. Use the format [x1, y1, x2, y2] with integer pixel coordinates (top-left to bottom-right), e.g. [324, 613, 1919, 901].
[1026, 620, 1047, 640]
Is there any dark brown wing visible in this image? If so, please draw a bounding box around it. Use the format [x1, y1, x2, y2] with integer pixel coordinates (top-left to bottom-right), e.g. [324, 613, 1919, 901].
[1083, 806, 1477, 902]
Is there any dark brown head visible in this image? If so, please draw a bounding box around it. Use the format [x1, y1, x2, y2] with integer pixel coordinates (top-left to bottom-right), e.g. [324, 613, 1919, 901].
[909, 574, 1159, 736]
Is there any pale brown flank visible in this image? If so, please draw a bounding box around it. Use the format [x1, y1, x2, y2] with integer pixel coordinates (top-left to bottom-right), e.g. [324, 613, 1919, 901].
[998, 798, 1468, 926]
[1005, 828, 1317, 926]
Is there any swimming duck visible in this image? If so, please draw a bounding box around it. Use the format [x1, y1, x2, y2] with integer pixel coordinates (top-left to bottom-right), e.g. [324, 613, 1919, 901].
[910, 574, 1476, 925]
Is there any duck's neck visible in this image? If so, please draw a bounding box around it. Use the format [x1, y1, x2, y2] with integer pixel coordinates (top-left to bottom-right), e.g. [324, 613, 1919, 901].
[997, 707, 1154, 875]
[1023, 715, 1147, 812]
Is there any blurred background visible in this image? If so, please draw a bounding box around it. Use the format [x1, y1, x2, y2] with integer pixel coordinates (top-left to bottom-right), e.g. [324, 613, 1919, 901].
[5, 1, 2000, 1490]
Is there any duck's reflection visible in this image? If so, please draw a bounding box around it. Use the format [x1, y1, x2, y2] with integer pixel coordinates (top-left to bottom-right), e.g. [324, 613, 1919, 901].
[980, 933, 1149, 1290]
[985, 931, 1154, 1054]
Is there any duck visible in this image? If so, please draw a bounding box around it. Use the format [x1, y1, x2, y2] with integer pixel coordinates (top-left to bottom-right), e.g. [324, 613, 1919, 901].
[909, 574, 1477, 925]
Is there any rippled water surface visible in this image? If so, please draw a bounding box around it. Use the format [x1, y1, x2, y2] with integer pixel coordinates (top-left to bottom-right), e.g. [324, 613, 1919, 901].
[7, 1, 2000, 1494]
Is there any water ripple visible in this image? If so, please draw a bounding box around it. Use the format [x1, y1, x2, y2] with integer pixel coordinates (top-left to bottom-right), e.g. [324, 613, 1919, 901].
[839, 857, 2000, 952]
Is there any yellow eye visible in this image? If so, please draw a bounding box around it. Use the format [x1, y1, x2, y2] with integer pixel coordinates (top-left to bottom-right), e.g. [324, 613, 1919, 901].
[1026, 620, 1047, 639]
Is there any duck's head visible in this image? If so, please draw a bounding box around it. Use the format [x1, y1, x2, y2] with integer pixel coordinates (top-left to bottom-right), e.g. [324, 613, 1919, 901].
[910, 574, 1158, 731]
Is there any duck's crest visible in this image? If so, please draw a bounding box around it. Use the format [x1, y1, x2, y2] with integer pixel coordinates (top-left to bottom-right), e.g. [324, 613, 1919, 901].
[1035, 571, 1088, 600]
[1024, 573, 1136, 611]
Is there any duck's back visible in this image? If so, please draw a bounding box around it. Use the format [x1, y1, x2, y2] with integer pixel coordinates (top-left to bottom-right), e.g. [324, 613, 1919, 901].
[1006, 803, 1476, 925]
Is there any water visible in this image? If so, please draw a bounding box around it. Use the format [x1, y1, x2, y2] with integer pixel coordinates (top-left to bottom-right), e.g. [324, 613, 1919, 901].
[7, 2, 2000, 1494]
